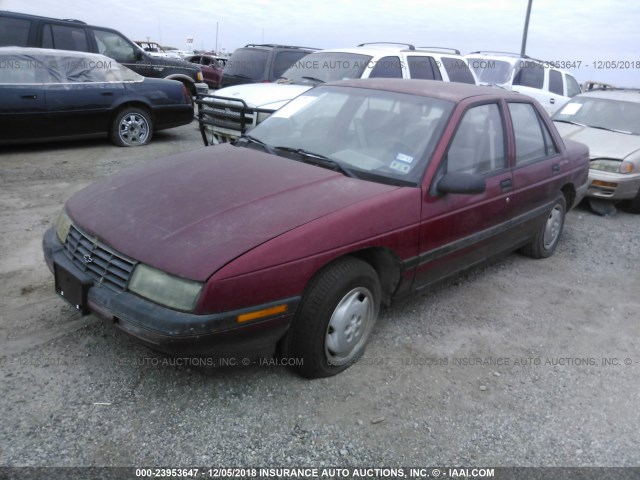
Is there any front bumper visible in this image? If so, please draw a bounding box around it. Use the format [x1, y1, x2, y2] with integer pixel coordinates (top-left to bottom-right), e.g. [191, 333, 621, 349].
[42, 227, 299, 357]
[587, 170, 640, 200]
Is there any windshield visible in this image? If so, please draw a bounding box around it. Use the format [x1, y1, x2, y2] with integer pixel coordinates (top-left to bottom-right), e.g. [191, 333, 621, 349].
[224, 49, 268, 79]
[278, 52, 372, 85]
[553, 97, 640, 135]
[240, 85, 454, 186]
[467, 58, 514, 85]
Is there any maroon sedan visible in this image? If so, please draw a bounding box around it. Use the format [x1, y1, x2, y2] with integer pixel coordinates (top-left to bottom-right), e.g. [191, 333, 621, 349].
[186, 54, 227, 89]
[43, 79, 589, 378]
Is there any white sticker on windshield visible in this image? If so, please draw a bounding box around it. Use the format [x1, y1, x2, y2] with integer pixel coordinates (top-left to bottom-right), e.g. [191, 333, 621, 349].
[272, 95, 318, 118]
[560, 103, 582, 115]
[395, 153, 414, 164]
[390, 161, 411, 173]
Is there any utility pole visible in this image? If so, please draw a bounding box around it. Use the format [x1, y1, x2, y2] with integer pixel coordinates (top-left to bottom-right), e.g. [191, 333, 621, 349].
[215, 22, 219, 54]
[520, 0, 533, 57]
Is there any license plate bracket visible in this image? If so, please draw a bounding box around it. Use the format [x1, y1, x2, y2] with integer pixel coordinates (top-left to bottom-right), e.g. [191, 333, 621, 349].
[54, 262, 92, 315]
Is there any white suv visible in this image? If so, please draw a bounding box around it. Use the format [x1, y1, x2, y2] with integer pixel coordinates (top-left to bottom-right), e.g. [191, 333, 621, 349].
[465, 51, 582, 116]
[198, 43, 478, 144]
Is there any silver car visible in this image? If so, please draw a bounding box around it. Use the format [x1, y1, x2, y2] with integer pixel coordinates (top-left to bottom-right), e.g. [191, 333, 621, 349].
[553, 89, 640, 213]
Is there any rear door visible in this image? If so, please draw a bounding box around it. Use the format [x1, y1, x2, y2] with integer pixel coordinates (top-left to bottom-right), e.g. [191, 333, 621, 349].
[505, 101, 567, 223]
[45, 56, 124, 137]
[0, 53, 47, 142]
[414, 101, 515, 289]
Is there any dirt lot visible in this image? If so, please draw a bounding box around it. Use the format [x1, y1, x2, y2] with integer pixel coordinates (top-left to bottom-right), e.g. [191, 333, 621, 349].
[1, 123, 639, 469]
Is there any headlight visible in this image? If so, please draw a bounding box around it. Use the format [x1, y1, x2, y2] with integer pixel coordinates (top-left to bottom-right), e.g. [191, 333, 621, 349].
[590, 159, 630, 173]
[129, 264, 203, 312]
[256, 111, 273, 123]
[56, 209, 72, 243]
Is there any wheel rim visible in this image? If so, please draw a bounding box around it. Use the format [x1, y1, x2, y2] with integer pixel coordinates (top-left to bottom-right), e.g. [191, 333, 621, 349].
[325, 287, 375, 366]
[119, 113, 149, 145]
[543, 204, 563, 249]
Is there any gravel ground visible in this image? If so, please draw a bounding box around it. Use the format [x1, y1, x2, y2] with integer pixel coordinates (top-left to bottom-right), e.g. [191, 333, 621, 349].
[1, 123, 639, 471]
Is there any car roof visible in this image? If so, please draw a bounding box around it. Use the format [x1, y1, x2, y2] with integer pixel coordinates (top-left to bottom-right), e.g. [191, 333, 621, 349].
[326, 78, 524, 102]
[315, 45, 466, 57]
[0, 46, 110, 62]
[578, 89, 640, 103]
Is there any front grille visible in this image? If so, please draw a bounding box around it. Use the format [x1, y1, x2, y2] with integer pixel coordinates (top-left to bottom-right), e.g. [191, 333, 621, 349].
[205, 99, 255, 133]
[63, 226, 137, 292]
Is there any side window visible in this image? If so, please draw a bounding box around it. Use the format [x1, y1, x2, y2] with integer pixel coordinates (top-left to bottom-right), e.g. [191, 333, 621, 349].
[565, 74, 581, 97]
[441, 57, 476, 84]
[369, 56, 403, 78]
[0, 18, 31, 46]
[446, 103, 506, 174]
[408, 55, 440, 80]
[549, 69, 563, 95]
[508, 102, 557, 165]
[273, 51, 308, 79]
[513, 62, 544, 89]
[41, 24, 89, 52]
[93, 29, 137, 63]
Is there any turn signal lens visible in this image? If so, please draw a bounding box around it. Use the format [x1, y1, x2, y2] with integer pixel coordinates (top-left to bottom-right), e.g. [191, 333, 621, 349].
[237, 305, 288, 324]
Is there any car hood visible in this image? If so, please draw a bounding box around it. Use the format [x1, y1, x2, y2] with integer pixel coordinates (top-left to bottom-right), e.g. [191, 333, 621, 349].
[554, 122, 640, 160]
[66, 144, 398, 281]
[213, 83, 312, 109]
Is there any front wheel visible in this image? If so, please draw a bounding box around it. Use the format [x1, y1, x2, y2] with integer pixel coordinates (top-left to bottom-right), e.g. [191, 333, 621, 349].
[110, 108, 153, 147]
[520, 194, 566, 259]
[280, 257, 381, 378]
[623, 188, 640, 214]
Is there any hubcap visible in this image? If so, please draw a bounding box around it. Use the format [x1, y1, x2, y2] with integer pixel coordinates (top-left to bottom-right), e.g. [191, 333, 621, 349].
[119, 113, 149, 145]
[543, 205, 563, 249]
[325, 287, 375, 366]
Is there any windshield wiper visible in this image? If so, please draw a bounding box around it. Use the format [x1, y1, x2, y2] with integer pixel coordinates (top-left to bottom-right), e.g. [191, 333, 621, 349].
[588, 125, 632, 134]
[300, 76, 325, 84]
[554, 119, 587, 127]
[273, 146, 355, 177]
[238, 134, 276, 154]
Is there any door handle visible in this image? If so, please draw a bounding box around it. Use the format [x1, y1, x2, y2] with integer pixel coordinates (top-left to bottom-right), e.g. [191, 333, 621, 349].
[552, 164, 560, 174]
[101, 92, 114, 96]
[500, 178, 513, 192]
[550, 98, 555, 104]
[21, 95, 38, 99]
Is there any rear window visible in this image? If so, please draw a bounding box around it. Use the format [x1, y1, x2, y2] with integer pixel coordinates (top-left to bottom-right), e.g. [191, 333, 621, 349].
[407, 56, 442, 80]
[0, 17, 31, 46]
[42, 24, 89, 52]
[224, 48, 269, 80]
[441, 57, 475, 84]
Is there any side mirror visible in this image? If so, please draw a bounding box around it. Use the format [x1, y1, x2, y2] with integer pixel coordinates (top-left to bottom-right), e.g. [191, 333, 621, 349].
[437, 172, 486, 195]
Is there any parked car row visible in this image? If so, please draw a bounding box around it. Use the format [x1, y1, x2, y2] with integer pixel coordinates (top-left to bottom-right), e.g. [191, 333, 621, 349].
[199, 43, 479, 144]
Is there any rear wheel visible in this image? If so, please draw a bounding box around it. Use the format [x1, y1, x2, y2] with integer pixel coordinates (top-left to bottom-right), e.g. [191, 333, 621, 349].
[280, 257, 381, 378]
[110, 107, 153, 147]
[520, 194, 566, 259]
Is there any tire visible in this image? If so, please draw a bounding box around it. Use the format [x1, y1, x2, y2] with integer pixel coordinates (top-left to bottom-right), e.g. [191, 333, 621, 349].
[623, 189, 640, 214]
[110, 107, 153, 147]
[280, 257, 381, 379]
[520, 194, 566, 259]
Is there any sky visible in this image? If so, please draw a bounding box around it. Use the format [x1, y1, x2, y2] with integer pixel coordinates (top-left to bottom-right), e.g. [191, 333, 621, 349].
[1, 0, 639, 85]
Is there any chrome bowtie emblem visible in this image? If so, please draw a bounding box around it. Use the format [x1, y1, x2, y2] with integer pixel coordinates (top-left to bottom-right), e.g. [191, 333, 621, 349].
[83, 254, 93, 264]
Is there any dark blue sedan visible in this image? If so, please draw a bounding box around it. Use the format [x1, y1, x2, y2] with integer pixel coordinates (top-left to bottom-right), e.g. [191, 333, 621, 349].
[0, 47, 193, 146]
